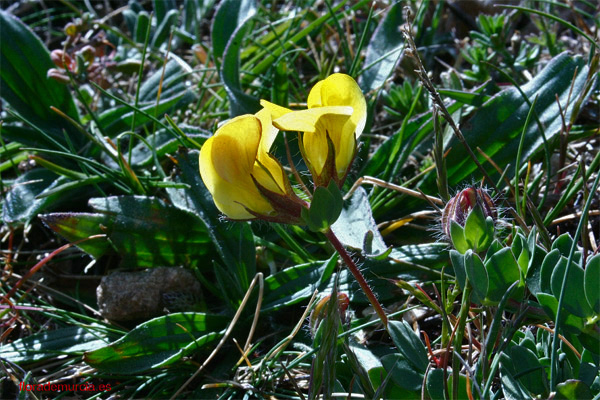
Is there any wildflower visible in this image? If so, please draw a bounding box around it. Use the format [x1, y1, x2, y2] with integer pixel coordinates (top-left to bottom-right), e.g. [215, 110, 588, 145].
[199, 108, 305, 223]
[261, 73, 367, 187]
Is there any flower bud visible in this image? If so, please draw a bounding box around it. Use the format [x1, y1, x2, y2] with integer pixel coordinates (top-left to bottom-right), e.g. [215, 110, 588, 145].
[78, 45, 96, 64]
[65, 22, 78, 37]
[309, 293, 349, 337]
[442, 187, 496, 254]
[50, 49, 75, 71]
[47, 68, 70, 84]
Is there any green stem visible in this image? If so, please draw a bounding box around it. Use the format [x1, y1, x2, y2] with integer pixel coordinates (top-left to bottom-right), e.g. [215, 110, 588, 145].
[323, 228, 388, 327]
[550, 170, 600, 388]
[453, 280, 471, 400]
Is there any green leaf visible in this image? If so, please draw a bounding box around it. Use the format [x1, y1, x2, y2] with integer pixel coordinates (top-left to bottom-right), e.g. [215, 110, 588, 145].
[331, 187, 389, 257]
[525, 241, 548, 296]
[134, 11, 151, 43]
[540, 249, 561, 294]
[464, 250, 488, 304]
[84, 312, 227, 374]
[153, 0, 176, 25]
[359, 2, 404, 92]
[211, 0, 257, 64]
[345, 341, 382, 394]
[426, 369, 470, 400]
[41, 196, 212, 267]
[450, 220, 469, 254]
[551, 256, 594, 318]
[438, 88, 491, 106]
[304, 182, 344, 232]
[2, 169, 64, 226]
[463, 205, 494, 252]
[450, 249, 467, 290]
[212, 0, 260, 116]
[262, 255, 337, 312]
[508, 345, 548, 396]
[381, 353, 423, 392]
[387, 320, 428, 372]
[2, 326, 116, 364]
[536, 293, 584, 334]
[554, 380, 594, 400]
[501, 363, 532, 400]
[0, 10, 81, 149]
[39, 212, 113, 258]
[152, 9, 178, 48]
[552, 233, 575, 257]
[584, 255, 600, 314]
[485, 247, 521, 304]
[445, 52, 590, 184]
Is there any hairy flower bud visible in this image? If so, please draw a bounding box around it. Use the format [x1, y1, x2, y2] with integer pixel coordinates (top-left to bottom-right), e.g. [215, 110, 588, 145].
[442, 187, 496, 253]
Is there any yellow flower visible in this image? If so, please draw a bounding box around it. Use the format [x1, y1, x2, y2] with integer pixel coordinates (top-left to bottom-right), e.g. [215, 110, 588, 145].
[262, 73, 367, 186]
[199, 108, 304, 222]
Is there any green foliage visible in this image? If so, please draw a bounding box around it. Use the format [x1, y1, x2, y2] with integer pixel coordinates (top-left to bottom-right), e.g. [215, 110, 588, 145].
[1, 1, 598, 399]
[83, 312, 228, 373]
[0, 10, 81, 149]
[301, 180, 344, 232]
[40, 196, 212, 266]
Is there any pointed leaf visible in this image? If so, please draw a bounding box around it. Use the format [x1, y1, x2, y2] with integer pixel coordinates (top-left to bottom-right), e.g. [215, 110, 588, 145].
[388, 320, 428, 372]
[359, 3, 404, 92]
[2, 326, 116, 364]
[84, 312, 228, 374]
[446, 52, 591, 183]
[0, 10, 81, 148]
[2, 169, 64, 226]
[41, 196, 212, 267]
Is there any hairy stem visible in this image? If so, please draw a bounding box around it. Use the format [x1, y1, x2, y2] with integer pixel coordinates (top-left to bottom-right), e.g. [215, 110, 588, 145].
[324, 228, 388, 327]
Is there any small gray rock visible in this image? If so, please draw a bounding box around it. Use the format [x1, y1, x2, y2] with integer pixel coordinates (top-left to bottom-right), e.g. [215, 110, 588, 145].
[97, 267, 201, 321]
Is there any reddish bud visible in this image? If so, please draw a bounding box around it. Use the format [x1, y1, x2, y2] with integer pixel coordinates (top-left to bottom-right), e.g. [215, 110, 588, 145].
[50, 50, 75, 71]
[441, 187, 496, 240]
[47, 68, 70, 84]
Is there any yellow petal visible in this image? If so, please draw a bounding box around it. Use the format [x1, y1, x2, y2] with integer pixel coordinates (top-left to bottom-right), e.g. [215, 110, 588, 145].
[307, 80, 324, 108]
[255, 108, 279, 162]
[272, 106, 353, 133]
[260, 99, 293, 119]
[309, 73, 367, 139]
[255, 108, 287, 194]
[199, 136, 254, 219]
[199, 115, 275, 219]
[301, 126, 328, 176]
